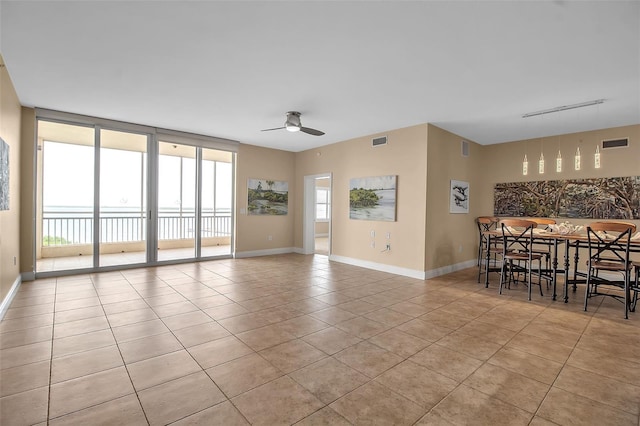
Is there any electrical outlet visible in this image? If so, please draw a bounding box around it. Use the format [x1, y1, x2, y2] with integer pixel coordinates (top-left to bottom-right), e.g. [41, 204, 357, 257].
[268, 235, 273, 241]
[386, 232, 391, 239]
[370, 241, 375, 248]
[370, 230, 375, 238]
[458, 244, 463, 253]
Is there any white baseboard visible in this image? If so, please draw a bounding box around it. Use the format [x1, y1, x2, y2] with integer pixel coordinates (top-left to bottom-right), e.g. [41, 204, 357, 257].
[329, 255, 426, 280]
[21, 271, 35, 282]
[292, 247, 307, 255]
[234, 247, 295, 259]
[425, 259, 477, 280]
[0, 275, 22, 321]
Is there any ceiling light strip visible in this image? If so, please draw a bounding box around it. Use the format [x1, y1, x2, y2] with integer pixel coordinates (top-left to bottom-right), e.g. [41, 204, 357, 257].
[522, 99, 604, 118]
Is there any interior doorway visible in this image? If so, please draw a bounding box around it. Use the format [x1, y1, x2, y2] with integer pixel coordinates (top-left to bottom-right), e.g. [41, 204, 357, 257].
[303, 173, 332, 256]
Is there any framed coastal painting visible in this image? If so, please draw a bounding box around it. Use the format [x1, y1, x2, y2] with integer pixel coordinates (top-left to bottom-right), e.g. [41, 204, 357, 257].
[349, 175, 397, 221]
[0, 138, 9, 211]
[247, 178, 288, 215]
[449, 179, 469, 213]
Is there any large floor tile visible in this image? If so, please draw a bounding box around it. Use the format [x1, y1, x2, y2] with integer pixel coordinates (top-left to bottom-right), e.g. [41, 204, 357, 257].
[259, 339, 327, 373]
[51, 344, 123, 384]
[462, 363, 550, 413]
[537, 387, 637, 426]
[301, 326, 362, 355]
[0, 386, 49, 426]
[127, 349, 202, 391]
[375, 360, 458, 410]
[334, 341, 403, 378]
[428, 384, 532, 425]
[289, 357, 369, 404]
[0, 360, 50, 397]
[330, 381, 425, 425]
[188, 335, 254, 369]
[49, 366, 134, 418]
[232, 376, 324, 426]
[171, 401, 249, 425]
[118, 332, 183, 364]
[409, 344, 483, 382]
[48, 394, 147, 426]
[205, 353, 283, 397]
[138, 371, 226, 426]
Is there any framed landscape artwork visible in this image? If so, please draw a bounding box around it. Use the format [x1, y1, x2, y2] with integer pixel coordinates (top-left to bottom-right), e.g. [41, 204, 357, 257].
[0, 138, 9, 211]
[450, 180, 469, 213]
[349, 175, 397, 221]
[247, 178, 288, 215]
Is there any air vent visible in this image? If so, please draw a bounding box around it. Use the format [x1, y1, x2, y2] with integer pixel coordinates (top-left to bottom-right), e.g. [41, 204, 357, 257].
[461, 140, 470, 157]
[602, 138, 628, 149]
[372, 136, 387, 147]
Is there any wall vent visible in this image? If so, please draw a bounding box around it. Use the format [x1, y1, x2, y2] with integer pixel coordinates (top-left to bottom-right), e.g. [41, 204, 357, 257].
[461, 140, 470, 157]
[601, 138, 628, 149]
[372, 136, 387, 147]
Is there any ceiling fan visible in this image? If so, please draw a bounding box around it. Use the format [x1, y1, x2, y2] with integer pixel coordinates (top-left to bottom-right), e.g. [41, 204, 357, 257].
[261, 111, 325, 136]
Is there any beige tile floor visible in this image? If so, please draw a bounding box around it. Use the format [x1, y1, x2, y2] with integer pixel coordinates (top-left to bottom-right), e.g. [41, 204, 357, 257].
[1, 254, 639, 425]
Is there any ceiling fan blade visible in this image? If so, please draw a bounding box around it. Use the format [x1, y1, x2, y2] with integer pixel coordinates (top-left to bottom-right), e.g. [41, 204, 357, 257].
[300, 127, 325, 136]
[261, 126, 286, 132]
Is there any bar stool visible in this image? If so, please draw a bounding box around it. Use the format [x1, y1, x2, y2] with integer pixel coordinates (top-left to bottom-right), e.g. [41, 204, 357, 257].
[476, 216, 500, 283]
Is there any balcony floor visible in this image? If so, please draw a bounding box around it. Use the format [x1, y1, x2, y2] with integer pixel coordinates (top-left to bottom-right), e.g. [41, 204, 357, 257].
[36, 245, 232, 273]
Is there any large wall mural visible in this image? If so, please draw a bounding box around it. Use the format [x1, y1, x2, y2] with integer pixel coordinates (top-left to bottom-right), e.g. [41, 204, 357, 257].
[494, 176, 640, 219]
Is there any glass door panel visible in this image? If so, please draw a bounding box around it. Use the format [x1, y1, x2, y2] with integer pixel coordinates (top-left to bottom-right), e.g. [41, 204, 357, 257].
[99, 129, 148, 267]
[158, 142, 197, 261]
[37, 121, 95, 272]
[201, 148, 233, 257]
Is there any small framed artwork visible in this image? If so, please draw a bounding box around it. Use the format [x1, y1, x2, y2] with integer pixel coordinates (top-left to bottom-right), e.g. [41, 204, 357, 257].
[0, 138, 9, 211]
[247, 178, 288, 215]
[450, 179, 469, 214]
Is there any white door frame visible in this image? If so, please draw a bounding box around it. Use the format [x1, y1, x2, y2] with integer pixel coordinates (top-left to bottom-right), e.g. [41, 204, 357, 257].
[303, 173, 332, 255]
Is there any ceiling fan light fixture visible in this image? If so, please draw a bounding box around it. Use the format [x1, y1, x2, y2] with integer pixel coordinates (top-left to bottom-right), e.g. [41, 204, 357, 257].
[285, 123, 300, 132]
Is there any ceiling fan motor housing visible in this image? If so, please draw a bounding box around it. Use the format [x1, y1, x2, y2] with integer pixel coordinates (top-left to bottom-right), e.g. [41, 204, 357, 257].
[285, 111, 302, 130]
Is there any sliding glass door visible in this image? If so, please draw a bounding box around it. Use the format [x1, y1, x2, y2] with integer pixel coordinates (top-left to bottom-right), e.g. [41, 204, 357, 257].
[157, 142, 197, 261]
[35, 114, 235, 275]
[99, 129, 148, 267]
[38, 121, 95, 272]
[201, 148, 233, 257]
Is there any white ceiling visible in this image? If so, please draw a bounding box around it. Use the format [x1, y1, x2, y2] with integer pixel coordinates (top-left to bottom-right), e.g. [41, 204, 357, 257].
[1, 1, 639, 152]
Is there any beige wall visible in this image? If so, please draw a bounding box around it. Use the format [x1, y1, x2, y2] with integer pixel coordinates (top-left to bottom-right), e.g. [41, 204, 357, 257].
[0, 55, 23, 305]
[425, 125, 483, 272]
[235, 143, 296, 254]
[295, 124, 428, 272]
[478, 124, 640, 229]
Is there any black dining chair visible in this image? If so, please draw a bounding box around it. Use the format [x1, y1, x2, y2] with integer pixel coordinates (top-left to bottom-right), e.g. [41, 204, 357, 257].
[584, 222, 636, 319]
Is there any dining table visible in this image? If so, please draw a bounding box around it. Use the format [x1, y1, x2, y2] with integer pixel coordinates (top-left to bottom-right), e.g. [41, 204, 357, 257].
[482, 228, 640, 303]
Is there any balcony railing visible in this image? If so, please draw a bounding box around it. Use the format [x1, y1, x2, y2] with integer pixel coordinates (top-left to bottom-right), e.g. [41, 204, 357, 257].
[42, 210, 231, 246]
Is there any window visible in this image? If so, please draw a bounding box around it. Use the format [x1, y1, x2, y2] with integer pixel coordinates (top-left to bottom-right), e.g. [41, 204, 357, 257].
[316, 188, 330, 221]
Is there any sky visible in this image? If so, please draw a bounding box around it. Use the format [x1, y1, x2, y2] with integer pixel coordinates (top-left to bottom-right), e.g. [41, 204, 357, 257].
[43, 141, 232, 211]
